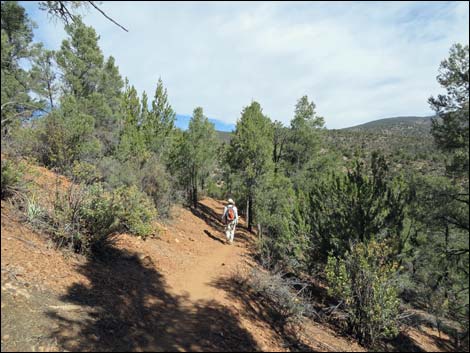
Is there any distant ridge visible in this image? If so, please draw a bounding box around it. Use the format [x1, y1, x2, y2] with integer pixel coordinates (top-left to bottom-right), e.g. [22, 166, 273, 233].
[212, 115, 436, 143]
[343, 115, 433, 129]
[341, 115, 434, 137]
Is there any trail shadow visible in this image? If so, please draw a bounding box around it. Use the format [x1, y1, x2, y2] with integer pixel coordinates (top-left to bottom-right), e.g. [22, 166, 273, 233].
[401, 308, 461, 349]
[204, 229, 226, 244]
[379, 324, 456, 352]
[46, 245, 260, 352]
[380, 331, 427, 352]
[211, 276, 318, 352]
[419, 327, 455, 352]
[191, 201, 255, 248]
[190, 205, 225, 234]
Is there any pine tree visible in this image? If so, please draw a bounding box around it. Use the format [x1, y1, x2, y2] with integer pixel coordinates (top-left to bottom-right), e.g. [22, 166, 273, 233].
[228, 101, 274, 231]
[30, 46, 58, 110]
[116, 80, 148, 164]
[142, 78, 176, 158]
[98, 56, 123, 115]
[1, 1, 43, 137]
[418, 44, 470, 341]
[171, 107, 218, 207]
[272, 120, 288, 174]
[429, 43, 469, 177]
[55, 17, 124, 156]
[284, 95, 325, 176]
[56, 17, 104, 99]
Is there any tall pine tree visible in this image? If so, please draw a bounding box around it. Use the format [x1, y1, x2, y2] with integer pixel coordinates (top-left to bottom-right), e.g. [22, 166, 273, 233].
[284, 95, 324, 176]
[1, 1, 43, 137]
[228, 101, 274, 231]
[142, 78, 176, 158]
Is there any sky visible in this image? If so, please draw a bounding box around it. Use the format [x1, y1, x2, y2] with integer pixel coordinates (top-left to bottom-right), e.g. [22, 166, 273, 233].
[21, 1, 469, 129]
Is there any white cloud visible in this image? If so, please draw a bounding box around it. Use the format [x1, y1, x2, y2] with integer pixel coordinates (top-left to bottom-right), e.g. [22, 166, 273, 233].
[22, 1, 469, 128]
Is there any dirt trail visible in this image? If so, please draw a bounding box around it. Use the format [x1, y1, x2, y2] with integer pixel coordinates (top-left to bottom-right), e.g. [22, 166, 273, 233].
[162, 199, 251, 301]
[169, 237, 238, 301]
[1, 177, 455, 352]
[1, 196, 284, 352]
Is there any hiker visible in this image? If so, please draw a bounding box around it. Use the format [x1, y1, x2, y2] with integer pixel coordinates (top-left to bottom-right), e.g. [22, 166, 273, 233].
[222, 198, 238, 244]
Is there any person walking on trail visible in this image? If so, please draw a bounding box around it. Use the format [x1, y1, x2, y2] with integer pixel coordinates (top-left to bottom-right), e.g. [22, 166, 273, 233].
[222, 198, 238, 244]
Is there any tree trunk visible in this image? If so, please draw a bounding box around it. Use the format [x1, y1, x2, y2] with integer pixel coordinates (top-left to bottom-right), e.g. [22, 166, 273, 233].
[193, 178, 198, 208]
[246, 198, 250, 232]
[192, 185, 197, 208]
[47, 81, 54, 109]
[248, 194, 253, 232]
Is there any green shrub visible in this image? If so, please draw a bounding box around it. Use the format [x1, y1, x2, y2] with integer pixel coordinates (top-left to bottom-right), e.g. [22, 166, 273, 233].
[1, 159, 24, 199]
[308, 153, 409, 263]
[97, 157, 139, 189]
[42, 182, 157, 255]
[325, 240, 400, 346]
[35, 97, 101, 172]
[78, 183, 120, 248]
[111, 185, 157, 237]
[255, 174, 309, 271]
[205, 178, 224, 200]
[97, 155, 179, 219]
[70, 160, 101, 185]
[6, 126, 41, 160]
[139, 156, 177, 218]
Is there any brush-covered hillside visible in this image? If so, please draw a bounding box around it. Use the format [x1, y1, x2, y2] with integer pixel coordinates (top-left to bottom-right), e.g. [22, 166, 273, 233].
[344, 116, 433, 137]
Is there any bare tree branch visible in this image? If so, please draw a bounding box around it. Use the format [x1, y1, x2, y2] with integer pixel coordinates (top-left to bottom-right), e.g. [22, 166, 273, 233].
[86, 1, 129, 32]
[39, 1, 129, 32]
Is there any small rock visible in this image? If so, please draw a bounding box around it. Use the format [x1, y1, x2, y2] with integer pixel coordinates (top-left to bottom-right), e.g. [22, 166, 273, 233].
[2, 334, 10, 340]
[174, 238, 180, 243]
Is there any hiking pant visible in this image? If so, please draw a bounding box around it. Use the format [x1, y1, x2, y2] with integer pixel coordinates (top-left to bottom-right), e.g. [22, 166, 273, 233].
[225, 221, 237, 243]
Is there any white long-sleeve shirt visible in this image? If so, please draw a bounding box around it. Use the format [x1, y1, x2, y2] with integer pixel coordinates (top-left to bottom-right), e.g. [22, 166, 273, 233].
[222, 205, 238, 224]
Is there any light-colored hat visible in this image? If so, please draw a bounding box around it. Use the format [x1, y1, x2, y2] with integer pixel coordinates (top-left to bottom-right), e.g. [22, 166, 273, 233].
[228, 198, 234, 204]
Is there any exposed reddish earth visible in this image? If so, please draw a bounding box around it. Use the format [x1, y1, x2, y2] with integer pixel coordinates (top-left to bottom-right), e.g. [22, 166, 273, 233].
[1, 164, 455, 352]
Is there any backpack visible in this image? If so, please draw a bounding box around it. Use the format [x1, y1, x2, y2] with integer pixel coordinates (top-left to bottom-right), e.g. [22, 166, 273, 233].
[227, 206, 235, 222]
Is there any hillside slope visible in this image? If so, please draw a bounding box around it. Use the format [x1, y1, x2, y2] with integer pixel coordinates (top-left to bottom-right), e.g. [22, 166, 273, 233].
[343, 115, 433, 137]
[1, 164, 453, 352]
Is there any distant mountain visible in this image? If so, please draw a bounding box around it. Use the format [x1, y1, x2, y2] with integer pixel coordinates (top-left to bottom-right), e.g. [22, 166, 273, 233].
[342, 116, 434, 137]
[324, 114, 442, 176]
[210, 115, 436, 145]
[175, 114, 235, 132]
